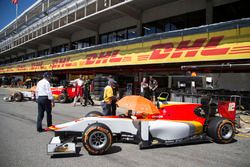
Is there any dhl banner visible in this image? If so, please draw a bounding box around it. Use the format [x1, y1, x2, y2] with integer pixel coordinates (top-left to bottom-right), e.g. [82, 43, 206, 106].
[0, 27, 250, 74]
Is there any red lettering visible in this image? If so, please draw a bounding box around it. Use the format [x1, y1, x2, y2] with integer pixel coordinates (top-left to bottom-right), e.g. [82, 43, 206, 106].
[97, 51, 111, 64]
[85, 50, 121, 65]
[51, 57, 71, 68]
[201, 36, 229, 56]
[31, 61, 43, 70]
[85, 53, 97, 65]
[109, 50, 122, 62]
[149, 43, 173, 59]
[171, 38, 206, 58]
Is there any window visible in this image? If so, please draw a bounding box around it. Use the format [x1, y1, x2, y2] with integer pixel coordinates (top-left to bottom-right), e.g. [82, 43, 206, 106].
[143, 10, 205, 35]
[108, 32, 116, 43]
[37, 49, 49, 57]
[127, 28, 138, 39]
[73, 36, 96, 49]
[100, 26, 137, 44]
[213, 1, 250, 23]
[101, 34, 108, 44]
[117, 30, 127, 41]
[23, 52, 35, 60]
[143, 26, 156, 35]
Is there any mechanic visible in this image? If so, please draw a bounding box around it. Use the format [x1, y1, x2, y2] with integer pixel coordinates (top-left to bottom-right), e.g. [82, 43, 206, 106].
[149, 76, 158, 102]
[83, 76, 94, 106]
[71, 75, 84, 107]
[36, 72, 55, 132]
[102, 80, 116, 116]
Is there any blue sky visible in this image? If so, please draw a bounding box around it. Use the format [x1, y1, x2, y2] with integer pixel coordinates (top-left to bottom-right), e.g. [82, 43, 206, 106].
[0, 0, 37, 30]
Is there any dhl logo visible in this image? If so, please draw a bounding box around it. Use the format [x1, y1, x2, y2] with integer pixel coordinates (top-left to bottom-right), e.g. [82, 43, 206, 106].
[83, 35, 250, 66]
[139, 36, 250, 61]
[1, 34, 250, 74]
[150, 36, 228, 59]
[31, 61, 44, 70]
[51, 57, 77, 69]
[17, 65, 27, 71]
[85, 50, 123, 65]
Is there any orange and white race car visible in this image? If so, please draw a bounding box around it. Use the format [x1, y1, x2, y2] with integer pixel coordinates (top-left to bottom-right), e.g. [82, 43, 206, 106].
[47, 95, 236, 156]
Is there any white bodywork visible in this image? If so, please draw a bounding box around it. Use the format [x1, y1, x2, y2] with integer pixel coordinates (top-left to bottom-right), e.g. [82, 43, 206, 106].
[56, 117, 139, 135]
[21, 91, 33, 98]
[54, 117, 197, 141]
[148, 120, 194, 140]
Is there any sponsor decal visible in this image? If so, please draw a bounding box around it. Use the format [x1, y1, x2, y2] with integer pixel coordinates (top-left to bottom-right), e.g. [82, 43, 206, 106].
[142, 36, 230, 61]
[51, 57, 76, 69]
[85, 50, 122, 65]
[31, 61, 44, 70]
[1, 27, 250, 74]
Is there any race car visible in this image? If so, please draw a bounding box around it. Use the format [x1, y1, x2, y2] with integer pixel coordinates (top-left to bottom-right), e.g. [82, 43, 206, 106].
[47, 95, 236, 156]
[3, 87, 36, 102]
[51, 84, 76, 103]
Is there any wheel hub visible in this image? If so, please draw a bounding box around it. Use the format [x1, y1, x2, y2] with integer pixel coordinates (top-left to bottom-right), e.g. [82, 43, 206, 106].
[89, 131, 107, 150]
[221, 124, 233, 139]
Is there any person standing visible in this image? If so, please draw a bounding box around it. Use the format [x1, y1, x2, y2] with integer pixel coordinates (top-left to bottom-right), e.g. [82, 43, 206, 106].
[83, 76, 94, 106]
[149, 76, 158, 102]
[71, 75, 84, 106]
[102, 80, 116, 116]
[36, 72, 55, 132]
[140, 77, 150, 100]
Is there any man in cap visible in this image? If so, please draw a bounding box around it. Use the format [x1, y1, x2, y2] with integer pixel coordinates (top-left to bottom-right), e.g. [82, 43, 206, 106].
[36, 72, 54, 132]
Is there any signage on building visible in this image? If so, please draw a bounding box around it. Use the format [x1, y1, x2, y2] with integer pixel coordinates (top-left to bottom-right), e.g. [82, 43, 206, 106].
[0, 27, 250, 74]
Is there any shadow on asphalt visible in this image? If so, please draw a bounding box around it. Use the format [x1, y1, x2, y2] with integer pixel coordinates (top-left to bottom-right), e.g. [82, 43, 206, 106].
[141, 138, 238, 150]
[141, 140, 212, 150]
[51, 153, 83, 159]
[105, 146, 122, 155]
[50, 146, 121, 158]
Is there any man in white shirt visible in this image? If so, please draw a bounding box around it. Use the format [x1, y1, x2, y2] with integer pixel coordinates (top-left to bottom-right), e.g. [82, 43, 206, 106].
[36, 72, 55, 132]
[71, 75, 84, 106]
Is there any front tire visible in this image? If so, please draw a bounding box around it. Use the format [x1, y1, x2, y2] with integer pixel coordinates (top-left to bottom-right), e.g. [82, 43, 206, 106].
[207, 117, 235, 144]
[83, 123, 112, 155]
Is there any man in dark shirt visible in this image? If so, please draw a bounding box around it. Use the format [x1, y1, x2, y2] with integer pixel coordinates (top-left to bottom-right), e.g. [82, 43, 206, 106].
[149, 76, 158, 102]
[83, 76, 94, 106]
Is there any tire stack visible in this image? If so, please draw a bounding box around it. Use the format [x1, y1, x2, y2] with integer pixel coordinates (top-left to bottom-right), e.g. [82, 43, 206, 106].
[93, 76, 108, 100]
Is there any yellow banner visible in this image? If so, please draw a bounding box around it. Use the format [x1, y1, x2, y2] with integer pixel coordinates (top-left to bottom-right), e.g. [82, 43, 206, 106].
[0, 27, 250, 74]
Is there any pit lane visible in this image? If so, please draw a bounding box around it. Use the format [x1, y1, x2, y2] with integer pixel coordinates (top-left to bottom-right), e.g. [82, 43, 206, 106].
[0, 87, 249, 167]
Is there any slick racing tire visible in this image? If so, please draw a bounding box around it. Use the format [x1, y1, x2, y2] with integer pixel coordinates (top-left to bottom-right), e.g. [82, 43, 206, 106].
[85, 111, 104, 117]
[58, 93, 68, 103]
[207, 117, 235, 144]
[83, 123, 112, 155]
[13, 92, 23, 102]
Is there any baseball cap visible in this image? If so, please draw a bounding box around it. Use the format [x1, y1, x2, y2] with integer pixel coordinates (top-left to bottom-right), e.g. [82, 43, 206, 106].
[43, 72, 52, 78]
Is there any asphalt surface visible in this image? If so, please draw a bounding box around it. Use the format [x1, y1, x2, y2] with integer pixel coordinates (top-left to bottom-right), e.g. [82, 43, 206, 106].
[0, 88, 250, 167]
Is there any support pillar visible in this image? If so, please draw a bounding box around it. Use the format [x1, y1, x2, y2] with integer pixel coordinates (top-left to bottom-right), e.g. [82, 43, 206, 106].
[136, 18, 142, 36]
[206, 0, 213, 24]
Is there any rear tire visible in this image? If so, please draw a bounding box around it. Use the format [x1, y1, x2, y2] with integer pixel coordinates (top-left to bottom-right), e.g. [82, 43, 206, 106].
[13, 92, 23, 102]
[83, 123, 112, 155]
[85, 111, 104, 117]
[207, 117, 235, 144]
[3, 96, 13, 102]
[59, 93, 68, 103]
